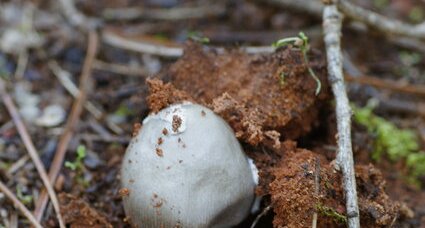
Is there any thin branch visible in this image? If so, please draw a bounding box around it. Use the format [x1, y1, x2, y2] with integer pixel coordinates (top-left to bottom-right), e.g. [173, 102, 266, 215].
[48, 60, 124, 134]
[345, 74, 425, 97]
[57, 0, 98, 30]
[102, 30, 278, 57]
[323, 3, 360, 228]
[0, 181, 43, 228]
[263, 0, 425, 52]
[312, 158, 321, 228]
[33, 31, 99, 221]
[250, 204, 272, 228]
[338, 0, 425, 40]
[0, 80, 65, 228]
[93, 59, 148, 76]
[264, 0, 323, 16]
[102, 30, 183, 58]
[102, 4, 226, 21]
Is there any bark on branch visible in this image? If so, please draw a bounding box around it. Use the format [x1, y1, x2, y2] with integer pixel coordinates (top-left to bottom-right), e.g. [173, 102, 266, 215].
[323, 4, 360, 228]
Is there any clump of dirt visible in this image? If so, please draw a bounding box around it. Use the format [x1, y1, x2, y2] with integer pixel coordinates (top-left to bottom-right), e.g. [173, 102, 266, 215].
[211, 92, 281, 147]
[270, 148, 405, 228]
[166, 43, 330, 141]
[146, 79, 194, 113]
[59, 193, 113, 228]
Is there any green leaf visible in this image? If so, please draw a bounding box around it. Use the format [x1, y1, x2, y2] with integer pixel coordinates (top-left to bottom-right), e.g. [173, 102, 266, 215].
[77, 145, 86, 160]
[65, 161, 77, 171]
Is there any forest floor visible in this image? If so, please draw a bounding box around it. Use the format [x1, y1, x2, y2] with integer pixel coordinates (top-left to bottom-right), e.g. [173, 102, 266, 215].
[0, 0, 424, 227]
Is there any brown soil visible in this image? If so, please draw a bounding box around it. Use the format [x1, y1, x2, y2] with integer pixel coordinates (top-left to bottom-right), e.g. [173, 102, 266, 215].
[153, 43, 330, 147]
[143, 44, 413, 227]
[269, 146, 404, 228]
[59, 194, 113, 228]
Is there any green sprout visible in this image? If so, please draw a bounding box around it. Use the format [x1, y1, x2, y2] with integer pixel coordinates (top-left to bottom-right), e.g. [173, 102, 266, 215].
[273, 32, 321, 95]
[353, 102, 425, 186]
[16, 186, 33, 206]
[279, 72, 286, 87]
[65, 145, 86, 171]
[315, 204, 347, 224]
[188, 31, 210, 44]
[65, 145, 90, 187]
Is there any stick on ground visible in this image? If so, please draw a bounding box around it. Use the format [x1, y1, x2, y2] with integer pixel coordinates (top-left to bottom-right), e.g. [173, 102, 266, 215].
[323, 3, 360, 228]
[33, 31, 99, 221]
[338, 0, 425, 40]
[0, 181, 43, 228]
[0, 80, 65, 228]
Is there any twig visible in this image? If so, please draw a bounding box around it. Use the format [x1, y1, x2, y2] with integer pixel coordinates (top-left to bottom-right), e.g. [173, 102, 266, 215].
[14, 50, 29, 79]
[102, 30, 183, 58]
[102, 30, 279, 57]
[48, 60, 124, 134]
[312, 158, 321, 228]
[250, 204, 272, 228]
[7, 155, 30, 176]
[93, 59, 148, 76]
[33, 31, 99, 221]
[323, 3, 360, 228]
[378, 98, 425, 117]
[79, 133, 131, 144]
[0, 181, 43, 228]
[263, 0, 425, 52]
[264, 0, 322, 16]
[57, 0, 98, 30]
[338, 0, 425, 40]
[0, 80, 65, 228]
[345, 74, 425, 97]
[102, 4, 226, 21]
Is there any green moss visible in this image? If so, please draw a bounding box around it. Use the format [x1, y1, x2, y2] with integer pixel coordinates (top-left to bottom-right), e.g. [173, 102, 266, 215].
[315, 204, 347, 224]
[353, 103, 425, 185]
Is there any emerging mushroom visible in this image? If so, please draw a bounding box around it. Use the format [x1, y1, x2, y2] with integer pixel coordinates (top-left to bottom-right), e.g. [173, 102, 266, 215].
[121, 103, 257, 227]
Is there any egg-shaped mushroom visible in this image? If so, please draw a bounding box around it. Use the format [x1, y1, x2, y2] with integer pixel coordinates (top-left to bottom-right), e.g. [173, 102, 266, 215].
[121, 103, 257, 227]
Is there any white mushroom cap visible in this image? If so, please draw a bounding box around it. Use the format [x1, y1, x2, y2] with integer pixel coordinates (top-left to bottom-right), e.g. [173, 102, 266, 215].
[121, 103, 256, 228]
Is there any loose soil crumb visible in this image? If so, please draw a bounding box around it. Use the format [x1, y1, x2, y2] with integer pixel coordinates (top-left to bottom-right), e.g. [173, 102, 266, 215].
[146, 79, 193, 113]
[59, 193, 112, 228]
[270, 148, 403, 228]
[156, 148, 164, 157]
[118, 188, 130, 197]
[162, 128, 168, 135]
[172, 115, 182, 132]
[132, 123, 142, 137]
[166, 43, 330, 141]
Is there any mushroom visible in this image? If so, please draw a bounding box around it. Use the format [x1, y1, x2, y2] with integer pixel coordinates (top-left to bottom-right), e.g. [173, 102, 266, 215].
[121, 103, 257, 227]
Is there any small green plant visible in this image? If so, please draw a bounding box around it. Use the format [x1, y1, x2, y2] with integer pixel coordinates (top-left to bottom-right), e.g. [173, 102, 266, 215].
[408, 6, 424, 23]
[16, 186, 33, 206]
[279, 72, 286, 87]
[273, 32, 321, 95]
[65, 145, 86, 171]
[65, 145, 89, 187]
[188, 31, 210, 44]
[353, 102, 425, 185]
[315, 204, 347, 224]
